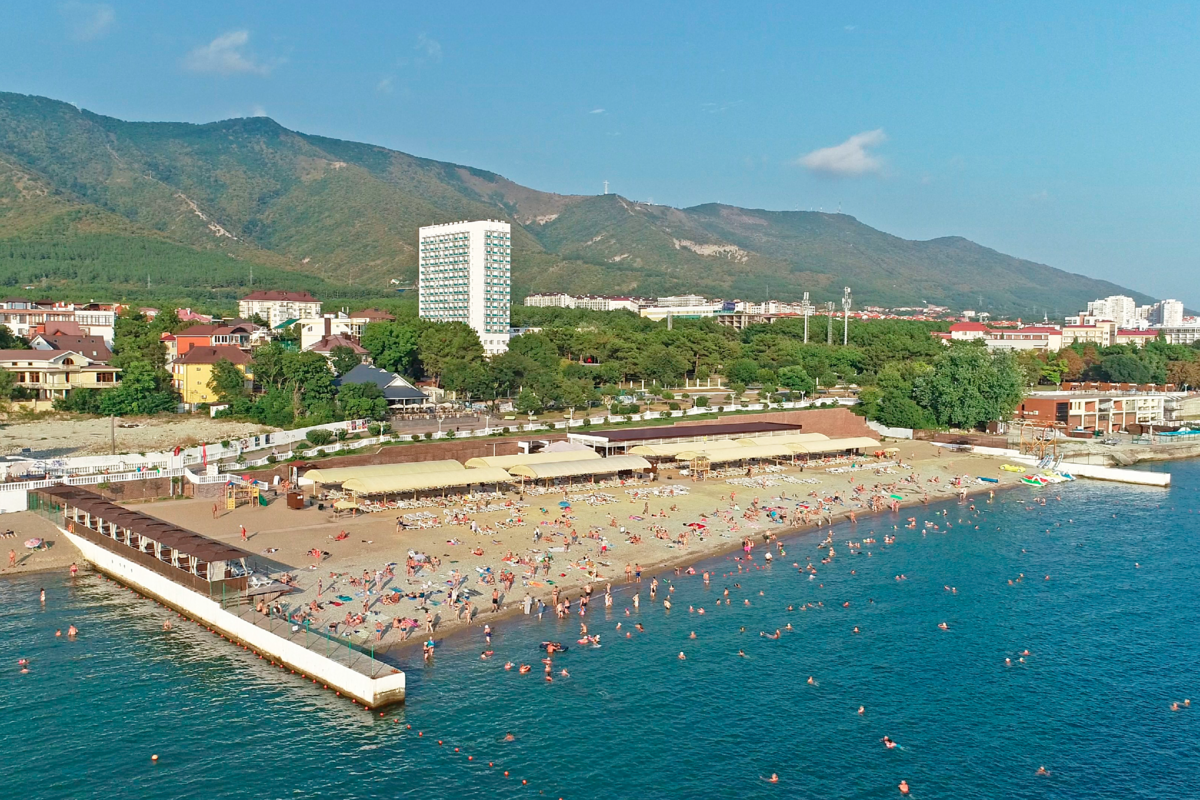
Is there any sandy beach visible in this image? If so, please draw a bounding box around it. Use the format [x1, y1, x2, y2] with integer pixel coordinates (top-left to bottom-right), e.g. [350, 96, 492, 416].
[0, 441, 1042, 659]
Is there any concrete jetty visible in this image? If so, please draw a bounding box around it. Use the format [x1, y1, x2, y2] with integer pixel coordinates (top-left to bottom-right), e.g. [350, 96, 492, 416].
[29, 485, 405, 708]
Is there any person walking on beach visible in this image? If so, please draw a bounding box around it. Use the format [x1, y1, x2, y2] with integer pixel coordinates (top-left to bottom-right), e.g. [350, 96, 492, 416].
[523, 593, 532, 615]
[492, 588, 500, 613]
[9, 549, 16, 567]
[240, 525, 247, 542]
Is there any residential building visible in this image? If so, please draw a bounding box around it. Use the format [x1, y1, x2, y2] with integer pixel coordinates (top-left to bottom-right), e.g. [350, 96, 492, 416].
[657, 294, 710, 308]
[523, 293, 646, 312]
[0, 350, 118, 400]
[307, 332, 369, 365]
[171, 346, 252, 407]
[984, 326, 1064, 352]
[1061, 321, 1119, 349]
[1014, 390, 1168, 433]
[1149, 299, 1185, 327]
[1114, 329, 1159, 347]
[0, 302, 117, 344]
[334, 363, 429, 408]
[1155, 325, 1200, 346]
[1085, 295, 1139, 328]
[29, 334, 112, 363]
[418, 219, 512, 355]
[524, 293, 576, 308]
[299, 314, 370, 351]
[352, 308, 396, 323]
[238, 290, 322, 328]
[173, 323, 258, 358]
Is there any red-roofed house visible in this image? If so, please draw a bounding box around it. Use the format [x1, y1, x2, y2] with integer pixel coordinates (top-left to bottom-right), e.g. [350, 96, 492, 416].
[171, 346, 253, 406]
[0, 349, 119, 400]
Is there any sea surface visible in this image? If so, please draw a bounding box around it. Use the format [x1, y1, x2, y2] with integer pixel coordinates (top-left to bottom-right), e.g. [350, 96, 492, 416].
[3, 461, 1199, 799]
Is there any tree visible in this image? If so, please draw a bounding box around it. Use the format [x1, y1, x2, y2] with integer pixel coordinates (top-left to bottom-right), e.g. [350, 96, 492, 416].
[338, 382, 389, 420]
[329, 345, 363, 376]
[1059, 349, 1086, 381]
[778, 366, 815, 395]
[251, 341, 290, 390]
[419, 323, 483, 385]
[913, 346, 1023, 430]
[515, 388, 541, 415]
[361, 321, 420, 376]
[98, 361, 177, 416]
[1167, 360, 1200, 389]
[876, 391, 935, 430]
[638, 345, 688, 388]
[208, 360, 248, 404]
[727, 358, 761, 385]
[284, 351, 335, 414]
[508, 333, 560, 369]
[111, 310, 166, 371]
[1099, 353, 1153, 384]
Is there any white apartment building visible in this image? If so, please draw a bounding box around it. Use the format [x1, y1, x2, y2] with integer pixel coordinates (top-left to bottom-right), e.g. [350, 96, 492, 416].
[1150, 299, 1185, 327]
[238, 291, 322, 328]
[419, 220, 512, 355]
[524, 293, 575, 308]
[1084, 295, 1138, 328]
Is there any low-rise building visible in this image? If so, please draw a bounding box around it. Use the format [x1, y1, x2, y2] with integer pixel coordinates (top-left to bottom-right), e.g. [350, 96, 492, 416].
[334, 363, 429, 409]
[238, 290, 321, 328]
[171, 346, 252, 407]
[29, 333, 112, 363]
[1014, 390, 1169, 433]
[0, 350, 119, 400]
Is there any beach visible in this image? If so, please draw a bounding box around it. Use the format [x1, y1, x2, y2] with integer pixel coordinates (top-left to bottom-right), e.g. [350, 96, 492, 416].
[1, 441, 1036, 656]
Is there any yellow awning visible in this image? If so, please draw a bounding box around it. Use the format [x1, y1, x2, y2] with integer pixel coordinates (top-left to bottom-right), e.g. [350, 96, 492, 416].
[507, 455, 651, 480]
[735, 433, 832, 447]
[791, 437, 882, 454]
[304, 460, 465, 484]
[675, 443, 794, 463]
[464, 450, 601, 469]
[628, 439, 743, 457]
[343, 467, 512, 495]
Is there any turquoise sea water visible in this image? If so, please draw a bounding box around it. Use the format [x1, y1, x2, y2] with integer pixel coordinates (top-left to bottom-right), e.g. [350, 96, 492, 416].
[3, 461, 1199, 799]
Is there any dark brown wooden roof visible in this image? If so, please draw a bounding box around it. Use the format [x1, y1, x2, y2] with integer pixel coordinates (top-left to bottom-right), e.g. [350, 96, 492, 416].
[36, 485, 254, 563]
[584, 421, 801, 443]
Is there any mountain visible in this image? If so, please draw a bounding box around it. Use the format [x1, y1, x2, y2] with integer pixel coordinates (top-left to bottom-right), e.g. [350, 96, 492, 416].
[0, 91, 1153, 314]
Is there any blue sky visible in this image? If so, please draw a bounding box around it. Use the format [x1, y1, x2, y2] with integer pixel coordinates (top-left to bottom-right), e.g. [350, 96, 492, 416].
[3, 1, 1198, 305]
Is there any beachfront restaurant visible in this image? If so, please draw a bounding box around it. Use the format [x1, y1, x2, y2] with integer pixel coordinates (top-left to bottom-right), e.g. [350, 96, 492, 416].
[29, 484, 255, 594]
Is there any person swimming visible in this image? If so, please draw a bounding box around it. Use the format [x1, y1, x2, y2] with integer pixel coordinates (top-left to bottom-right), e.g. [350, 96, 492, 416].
[858, 706, 865, 715]
[882, 736, 896, 749]
[1036, 766, 1049, 776]
[899, 779, 910, 794]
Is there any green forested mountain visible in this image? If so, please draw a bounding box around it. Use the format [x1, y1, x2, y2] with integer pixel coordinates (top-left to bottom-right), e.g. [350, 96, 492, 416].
[0, 91, 1152, 313]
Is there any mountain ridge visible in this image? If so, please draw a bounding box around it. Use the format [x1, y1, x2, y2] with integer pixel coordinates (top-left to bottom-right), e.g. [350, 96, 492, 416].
[0, 90, 1153, 313]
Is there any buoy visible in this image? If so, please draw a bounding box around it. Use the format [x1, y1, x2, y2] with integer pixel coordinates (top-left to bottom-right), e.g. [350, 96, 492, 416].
[468, 756, 473, 761]
[489, 762, 493, 767]
[438, 740, 443, 745]
[454, 747, 458, 752]
[407, 725, 412, 729]
[522, 779, 527, 785]
[151, 754, 159, 762]
[418, 731, 423, 737]
[504, 771, 509, 777]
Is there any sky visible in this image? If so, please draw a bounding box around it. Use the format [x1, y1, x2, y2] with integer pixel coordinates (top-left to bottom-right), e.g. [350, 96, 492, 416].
[2, 1, 1198, 305]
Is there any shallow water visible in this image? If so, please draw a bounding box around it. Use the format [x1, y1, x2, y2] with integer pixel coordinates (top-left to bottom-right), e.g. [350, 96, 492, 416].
[3, 461, 1199, 799]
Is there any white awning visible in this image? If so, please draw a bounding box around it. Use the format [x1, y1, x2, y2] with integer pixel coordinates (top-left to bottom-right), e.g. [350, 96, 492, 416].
[507, 455, 651, 480]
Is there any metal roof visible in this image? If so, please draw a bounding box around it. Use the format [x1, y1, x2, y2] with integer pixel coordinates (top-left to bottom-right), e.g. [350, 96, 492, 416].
[579, 421, 800, 443]
[35, 485, 254, 563]
[628, 439, 745, 457]
[674, 443, 795, 463]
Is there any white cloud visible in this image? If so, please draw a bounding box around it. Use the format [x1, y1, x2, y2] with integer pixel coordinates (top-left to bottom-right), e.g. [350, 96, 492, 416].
[377, 76, 394, 94]
[415, 33, 442, 63]
[60, 2, 114, 41]
[249, 104, 267, 118]
[798, 129, 887, 177]
[589, 108, 605, 114]
[183, 30, 275, 76]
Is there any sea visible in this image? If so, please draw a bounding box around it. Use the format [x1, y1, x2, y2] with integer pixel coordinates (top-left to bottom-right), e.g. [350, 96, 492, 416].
[3, 460, 1199, 800]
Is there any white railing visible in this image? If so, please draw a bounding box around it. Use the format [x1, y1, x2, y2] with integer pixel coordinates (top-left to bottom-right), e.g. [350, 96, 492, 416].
[0, 467, 189, 492]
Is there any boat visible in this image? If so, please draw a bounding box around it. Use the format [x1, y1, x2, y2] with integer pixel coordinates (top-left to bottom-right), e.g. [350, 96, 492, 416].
[1021, 475, 1048, 486]
[1001, 465, 1026, 473]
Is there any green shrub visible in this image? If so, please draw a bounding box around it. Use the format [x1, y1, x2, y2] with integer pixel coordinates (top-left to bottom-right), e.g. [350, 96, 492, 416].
[668, 402, 680, 411]
[424, 431, 433, 440]
[306, 429, 334, 446]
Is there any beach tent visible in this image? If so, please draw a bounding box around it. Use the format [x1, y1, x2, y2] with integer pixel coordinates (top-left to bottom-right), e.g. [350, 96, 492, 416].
[303, 460, 465, 485]
[342, 467, 512, 496]
[673, 443, 794, 463]
[464, 450, 601, 470]
[506, 455, 652, 480]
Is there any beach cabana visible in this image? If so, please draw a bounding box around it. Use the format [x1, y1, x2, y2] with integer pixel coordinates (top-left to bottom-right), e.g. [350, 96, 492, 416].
[342, 467, 513, 497]
[464, 450, 601, 470]
[303, 460, 465, 485]
[506, 455, 651, 481]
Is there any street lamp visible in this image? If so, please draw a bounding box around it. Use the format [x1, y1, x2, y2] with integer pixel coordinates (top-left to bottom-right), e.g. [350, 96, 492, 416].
[802, 291, 812, 344]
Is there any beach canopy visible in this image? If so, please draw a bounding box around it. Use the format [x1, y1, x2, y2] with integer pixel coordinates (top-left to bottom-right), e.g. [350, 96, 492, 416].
[343, 467, 512, 496]
[788, 437, 881, 454]
[674, 443, 794, 463]
[304, 460, 464, 485]
[628, 439, 743, 457]
[507, 455, 651, 480]
[734, 433, 832, 447]
[333, 499, 359, 510]
[464, 450, 601, 470]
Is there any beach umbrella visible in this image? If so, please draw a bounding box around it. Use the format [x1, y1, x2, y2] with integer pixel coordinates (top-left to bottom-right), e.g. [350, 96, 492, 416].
[23, 538, 42, 549]
[686, 522, 707, 529]
[890, 494, 904, 500]
[558, 500, 571, 508]
[334, 499, 358, 510]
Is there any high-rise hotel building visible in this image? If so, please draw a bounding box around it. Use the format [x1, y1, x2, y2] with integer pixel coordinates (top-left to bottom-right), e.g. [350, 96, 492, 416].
[418, 220, 512, 355]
